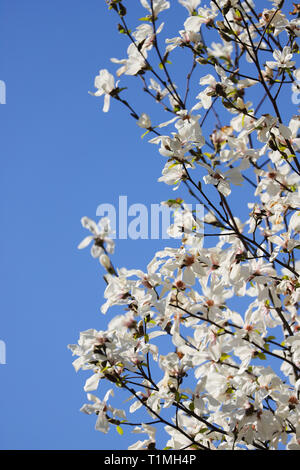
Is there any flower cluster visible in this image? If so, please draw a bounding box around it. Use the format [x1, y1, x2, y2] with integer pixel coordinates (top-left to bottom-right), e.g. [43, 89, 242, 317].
[69, 0, 300, 450]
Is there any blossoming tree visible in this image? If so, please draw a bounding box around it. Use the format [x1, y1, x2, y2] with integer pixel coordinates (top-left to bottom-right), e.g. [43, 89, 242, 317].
[68, 0, 300, 450]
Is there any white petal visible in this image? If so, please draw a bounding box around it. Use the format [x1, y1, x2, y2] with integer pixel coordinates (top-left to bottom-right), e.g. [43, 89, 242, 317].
[183, 266, 195, 285]
[103, 388, 114, 402]
[218, 180, 231, 196]
[130, 400, 143, 413]
[81, 216, 99, 235]
[103, 94, 111, 113]
[84, 373, 100, 392]
[95, 412, 109, 433]
[184, 15, 202, 33]
[77, 236, 93, 250]
[148, 331, 167, 340]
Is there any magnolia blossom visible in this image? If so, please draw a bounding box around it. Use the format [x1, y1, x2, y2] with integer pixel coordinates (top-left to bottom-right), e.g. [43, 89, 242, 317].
[111, 43, 148, 77]
[196, 67, 232, 109]
[183, 2, 218, 32]
[259, 8, 289, 36]
[289, 18, 300, 37]
[78, 216, 115, 257]
[266, 46, 295, 70]
[158, 161, 185, 189]
[201, 161, 245, 196]
[81, 390, 126, 434]
[178, 0, 201, 15]
[90, 69, 115, 112]
[140, 0, 170, 16]
[207, 41, 233, 61]
[132, 22, 164, 46]
[165, 30, 202, 52]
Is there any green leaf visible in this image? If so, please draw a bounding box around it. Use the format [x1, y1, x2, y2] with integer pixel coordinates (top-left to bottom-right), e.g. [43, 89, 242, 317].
[265, 336, 275, 342]
[141, 129, 150, 139]
[199, 427, 208, 434]
[257, 352, 266, 360]
[180, 394, 189, 400]
[189, 402, 195, 412]
[116, 425, 124, 435]
[216, 328, 225, 335]
[117, 24, 126, 34]
[165, 198, 183, 207]
[168, 162, 180, 169]
[220, 353, 230, 362]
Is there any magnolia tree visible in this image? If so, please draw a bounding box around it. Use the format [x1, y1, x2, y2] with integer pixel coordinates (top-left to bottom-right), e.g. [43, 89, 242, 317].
[68, 0, 300, 450]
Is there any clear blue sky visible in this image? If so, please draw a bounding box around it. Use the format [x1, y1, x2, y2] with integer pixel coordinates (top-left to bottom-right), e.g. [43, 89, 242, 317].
[0, 0, 186, 450]
[0, 0, 298, 450]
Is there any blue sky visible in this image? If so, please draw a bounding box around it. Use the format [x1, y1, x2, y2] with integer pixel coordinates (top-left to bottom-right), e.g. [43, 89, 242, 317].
[0, 0, 186, 450]
[0, 0, 298, 450]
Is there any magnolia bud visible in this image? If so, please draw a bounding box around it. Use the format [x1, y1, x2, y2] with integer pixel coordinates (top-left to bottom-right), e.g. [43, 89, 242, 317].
[137, 113, 151, 129]
[99, 254, 111, 270]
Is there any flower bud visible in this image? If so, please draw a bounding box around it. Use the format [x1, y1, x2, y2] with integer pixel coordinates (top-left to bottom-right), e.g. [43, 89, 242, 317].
[99, 254, 111, 270]
[137, 113, 151, 129]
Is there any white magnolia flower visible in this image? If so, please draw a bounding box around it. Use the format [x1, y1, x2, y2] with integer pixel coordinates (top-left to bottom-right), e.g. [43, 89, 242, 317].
[259, 8, 289, 36]
[81, 391, 126, 434]
[289, 18, 300, 37]
[197, 66, 232, 109]
[266, 46, 295, 70]
[129, 424, 157, 450]
[207, 41, 233, 61]
[111, 42, 147, 76]
[148, 78, 169, 101]
[90, 69, 115, 112]
[165, 30, 202, 52]
[78, 216, 115, 257]
[140, 0, 170, 16]
[178, 0, 201, 15]
[201, 162, 244, 197]
[183, 3, 218, 32]
[158, 161, 185, 189]
[132, 22, 164, 46]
